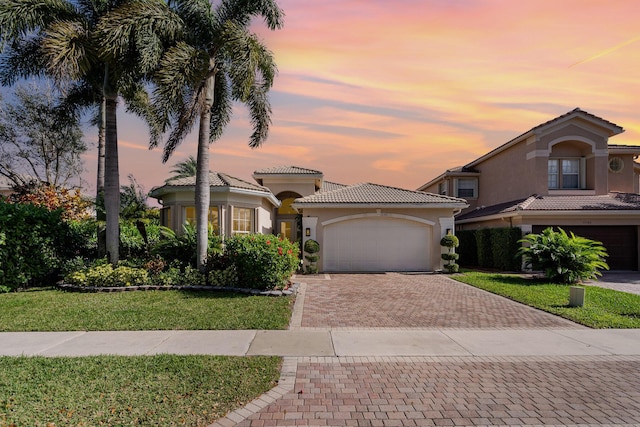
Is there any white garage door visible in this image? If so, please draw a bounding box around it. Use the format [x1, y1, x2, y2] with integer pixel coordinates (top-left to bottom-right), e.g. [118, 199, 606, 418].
[323, 217, 431, 272]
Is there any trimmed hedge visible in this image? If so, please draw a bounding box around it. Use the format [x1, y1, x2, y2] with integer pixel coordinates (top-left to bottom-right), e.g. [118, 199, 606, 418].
[457, 227, 522, 271]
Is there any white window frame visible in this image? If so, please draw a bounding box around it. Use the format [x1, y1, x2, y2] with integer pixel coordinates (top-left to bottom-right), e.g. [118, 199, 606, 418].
[183, 206, 220, 234]
[232, 207, 253, 235]
[548, 158, 586, 190]
[438, 181, 448, 196]
[454, 178, 477, 199]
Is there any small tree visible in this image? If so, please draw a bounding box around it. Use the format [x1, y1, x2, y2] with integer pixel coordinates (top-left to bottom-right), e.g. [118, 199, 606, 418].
[304, 239, 320, 274]
[440, 234, 460, 273]
[517, 227, 609, 284]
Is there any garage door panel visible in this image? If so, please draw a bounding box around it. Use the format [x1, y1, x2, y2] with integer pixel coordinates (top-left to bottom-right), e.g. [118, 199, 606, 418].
[532, 225, 638, 271]
[324, 217, 431, 272]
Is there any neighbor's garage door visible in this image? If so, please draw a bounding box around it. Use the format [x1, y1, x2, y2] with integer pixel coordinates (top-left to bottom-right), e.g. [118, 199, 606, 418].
[323, 217, 431, 272]
[533, 225, 638, 271]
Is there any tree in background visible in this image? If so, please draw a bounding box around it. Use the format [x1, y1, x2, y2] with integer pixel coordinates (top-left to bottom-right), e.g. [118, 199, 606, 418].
[0, 0, 176, 265]
[169, 155, 198, 179]
[110, 0, 284, 270]
[0, 83, 86, 188]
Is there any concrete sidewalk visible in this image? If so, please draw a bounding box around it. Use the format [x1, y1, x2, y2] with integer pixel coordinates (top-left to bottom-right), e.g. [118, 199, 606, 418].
[2, 328, 640, 357]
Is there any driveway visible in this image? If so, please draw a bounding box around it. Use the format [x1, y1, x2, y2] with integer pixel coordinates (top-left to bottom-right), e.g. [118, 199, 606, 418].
[214, 273, 640, 427]
[586, 271, 640, 295]
[298, 273, 580, 329]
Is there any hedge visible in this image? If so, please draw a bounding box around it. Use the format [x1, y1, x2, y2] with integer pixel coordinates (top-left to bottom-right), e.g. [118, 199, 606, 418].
[457, 227, 522, 271]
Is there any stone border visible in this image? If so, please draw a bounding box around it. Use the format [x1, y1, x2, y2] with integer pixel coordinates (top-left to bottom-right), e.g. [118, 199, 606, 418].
[56, 281, 299, 297]
[207, 356, 298, 427]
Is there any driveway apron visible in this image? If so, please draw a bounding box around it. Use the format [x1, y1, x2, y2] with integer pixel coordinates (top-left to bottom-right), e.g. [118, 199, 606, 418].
[213, 273, 640, 427]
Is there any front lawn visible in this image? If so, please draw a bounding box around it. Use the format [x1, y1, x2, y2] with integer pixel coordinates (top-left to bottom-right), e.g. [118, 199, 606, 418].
[0, 289, 292, 331]
[0, 355, 280, 426]
[455, 271, 640, 328]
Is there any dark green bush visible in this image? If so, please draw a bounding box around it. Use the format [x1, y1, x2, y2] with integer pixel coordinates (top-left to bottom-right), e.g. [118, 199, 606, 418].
[475, 228, 493, 268]
[456, 230, 477, 267]
[490, 227, 522, 271]
[0, 200, 77, 289]
[226, 234, 299, 290]
[303, 239, 320, 254]
[518, 227, 609, 284]
[151, 223, 222, 268]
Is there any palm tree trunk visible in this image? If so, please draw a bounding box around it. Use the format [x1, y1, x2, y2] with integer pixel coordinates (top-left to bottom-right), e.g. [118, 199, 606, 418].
[104, 82, 120, 265]
[96, 96, 107, 257]
[195, 74, 215, 271]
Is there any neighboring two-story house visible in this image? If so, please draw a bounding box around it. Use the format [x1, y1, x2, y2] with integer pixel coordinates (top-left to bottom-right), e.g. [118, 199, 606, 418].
[418, 108, 640, 271]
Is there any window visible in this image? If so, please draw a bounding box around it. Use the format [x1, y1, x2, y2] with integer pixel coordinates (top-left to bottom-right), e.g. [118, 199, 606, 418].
[160, 207, 172, 229]
[455, 178, 477, 198]
[548, 159, 582, 189]
[277, 198, 297, 215]
[609, 157, 624, 173]
[438, 181, 447, 195]
[184, 206, 219, 234]
[232, 207, 252, 234]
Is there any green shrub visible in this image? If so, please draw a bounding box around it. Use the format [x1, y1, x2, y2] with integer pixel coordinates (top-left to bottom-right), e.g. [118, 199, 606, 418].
[65, 264, 150, 287]
[490, 227, 522, 271]
[303, 239, 320, 274]
[151, 223, 222, 268]
[303, 239, 320, 254]
[517, 227, 609, 284]
[440, 233, 460, 274]
[475, 228, 493, 268]
[0, 200, 75, 289]
[225, 234, 299, 290]
[456, 230, 477, 267]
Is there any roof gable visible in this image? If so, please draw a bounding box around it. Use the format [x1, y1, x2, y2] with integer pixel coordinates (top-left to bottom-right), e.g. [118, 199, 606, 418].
[253, 166, 323, 176]
[294, 182, 467, 207]
[466, 108, 624, 169]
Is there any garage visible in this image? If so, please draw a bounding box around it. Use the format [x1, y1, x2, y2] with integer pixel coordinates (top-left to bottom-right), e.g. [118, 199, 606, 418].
[533, 225, 638, 271]
[323, 217, 432, 272]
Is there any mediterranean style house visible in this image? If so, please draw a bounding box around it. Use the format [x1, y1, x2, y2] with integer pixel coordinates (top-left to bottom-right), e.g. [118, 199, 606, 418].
[150, 166, 468, 272]
[417, 108, 640, 271]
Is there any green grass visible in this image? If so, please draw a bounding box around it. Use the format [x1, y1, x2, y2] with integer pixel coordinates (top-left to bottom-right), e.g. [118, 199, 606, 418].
[0, 289, 292, 331]
[455, 271, 640, 328]
[0, 355, 280, 426]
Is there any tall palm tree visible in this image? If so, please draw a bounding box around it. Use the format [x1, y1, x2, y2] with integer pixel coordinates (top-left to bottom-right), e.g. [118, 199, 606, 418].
[0, 0, 176, 264]
[169, 155, 198, 179]
[151, 0, 284, 270]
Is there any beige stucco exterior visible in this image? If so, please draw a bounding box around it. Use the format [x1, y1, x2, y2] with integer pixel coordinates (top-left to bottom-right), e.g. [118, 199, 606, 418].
[418, 109, 640, 270]
[298, 207, 456, 272]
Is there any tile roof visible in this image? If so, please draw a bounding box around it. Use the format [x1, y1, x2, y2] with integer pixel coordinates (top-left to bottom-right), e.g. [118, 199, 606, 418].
[457, 192, 640, 220]
[294, 182, 467, 205]
[530, 108, 623, 134]
[150, 171, 272, 195]
[253, 166, 323, 175]
[318, 181, 349, 193]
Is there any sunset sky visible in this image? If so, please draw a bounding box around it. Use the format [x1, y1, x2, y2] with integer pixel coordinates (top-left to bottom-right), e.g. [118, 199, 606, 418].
[80, 0, 640, 199]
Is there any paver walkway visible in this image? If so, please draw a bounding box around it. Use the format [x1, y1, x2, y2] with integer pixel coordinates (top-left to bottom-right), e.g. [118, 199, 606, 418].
[213, 273, 640, 427]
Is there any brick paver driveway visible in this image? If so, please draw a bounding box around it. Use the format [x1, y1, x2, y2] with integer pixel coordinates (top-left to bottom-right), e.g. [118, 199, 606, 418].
[222, 274, 640, 426]
[237, 356, 640, 426]
[299, 273, 579, 329]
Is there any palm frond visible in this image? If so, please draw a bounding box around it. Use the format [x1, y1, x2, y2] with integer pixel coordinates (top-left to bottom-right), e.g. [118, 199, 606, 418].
[171, 0, 215, 47]
[216, 0, 284, 31]
[246, 80, 271, 147]
[0, 0, 79, 44]
[209, 70, 231, 141]
[162, 88, 202, 161]
[42, 20, 96, 81]
[96, 0, 183, 74]
[0, 38, 48, 85]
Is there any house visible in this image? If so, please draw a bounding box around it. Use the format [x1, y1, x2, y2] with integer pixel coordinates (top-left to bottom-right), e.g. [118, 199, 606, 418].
[417, 108, 640, 271]
[150, 166, 468, 272]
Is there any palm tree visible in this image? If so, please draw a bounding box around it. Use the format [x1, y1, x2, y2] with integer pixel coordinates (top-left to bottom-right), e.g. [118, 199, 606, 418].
[151, 0, 283, 270]
[169, 155, 198, 179]
[0, 0, 176, 264]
